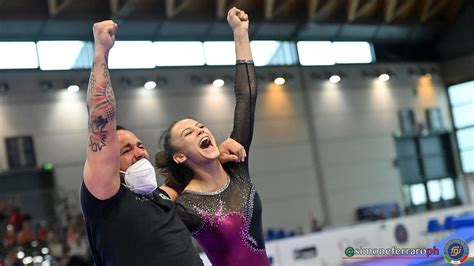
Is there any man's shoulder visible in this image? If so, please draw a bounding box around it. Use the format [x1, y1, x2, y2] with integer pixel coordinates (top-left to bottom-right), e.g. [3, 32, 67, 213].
[80, 181, 127, 219]
[155, 188, 172, 201]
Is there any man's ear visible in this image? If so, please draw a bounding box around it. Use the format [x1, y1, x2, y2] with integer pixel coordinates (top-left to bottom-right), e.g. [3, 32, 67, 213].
[173, 153, 187, 164]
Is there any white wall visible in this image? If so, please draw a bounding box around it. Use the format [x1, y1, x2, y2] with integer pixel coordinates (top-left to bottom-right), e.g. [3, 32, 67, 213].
[0, 63, 454, 229]
[302, 64, 452, 226]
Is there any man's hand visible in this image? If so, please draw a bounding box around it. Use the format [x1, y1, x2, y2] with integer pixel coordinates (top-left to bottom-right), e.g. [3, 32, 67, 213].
[227, 7, 249, 32]
[92, 20, 118, 55]
[218, 138, 247, 163]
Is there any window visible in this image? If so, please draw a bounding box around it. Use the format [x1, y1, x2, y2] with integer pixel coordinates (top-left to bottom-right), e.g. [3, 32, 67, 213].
[37, 41, 92, 70]
[203, 41, 235, 65]
[153, 42, 205, 66]
[427, 180, 441, 202]
[250, 41, 297, 66]
[460, 150, 474, 173]
[0, 39, 376, 69]
[449, 81, 474, 106]
[451, 105, 474, 128]
[333, 42, 374, 64]
[108, 41, 155, 69]
[448, 80, 474, 173]
[297, 41, 374, 66]
[410, 183, 427, 205]
[297, 41, 334, 66]
[0, 42, 38, 69]
[440, 178, 456, 200]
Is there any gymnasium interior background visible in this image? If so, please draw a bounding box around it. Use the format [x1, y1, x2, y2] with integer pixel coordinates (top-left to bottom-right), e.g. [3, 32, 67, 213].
[0, 0, 473, 265]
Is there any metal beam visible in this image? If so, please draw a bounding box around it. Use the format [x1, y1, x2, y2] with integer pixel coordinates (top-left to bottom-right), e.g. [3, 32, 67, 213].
[308, 0, 320, 18]
[47, 0, 74, 17]
[421, 0, 450, 22]
[385, 0, 397, 22]
[347, 0, 360, 22]
[110, 0, 139, 18]
[385, 0, 416, 23]
[110, 0, 119, 14]
[444, 0, 464, 23]
[217, 0, 227, 19]
[166, 0, 193, 18]
[265, 0, 294, 20]
[309, 0, 340, 20]
[348, 0, 378, 22]
[265, 0, 275, 19]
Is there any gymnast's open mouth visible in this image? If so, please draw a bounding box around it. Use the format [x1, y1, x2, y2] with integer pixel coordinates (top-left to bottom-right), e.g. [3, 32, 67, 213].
[199, 136, 212, 149]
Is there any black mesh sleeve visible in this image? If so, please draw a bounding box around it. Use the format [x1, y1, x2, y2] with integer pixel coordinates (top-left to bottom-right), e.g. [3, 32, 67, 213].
[229, 63, 257, 172]
[175, 201, 201, 233]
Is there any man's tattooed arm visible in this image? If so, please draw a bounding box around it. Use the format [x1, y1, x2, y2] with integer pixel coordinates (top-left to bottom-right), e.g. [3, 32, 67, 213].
[87, 55, 116, 153]
[83, 21, 121, 200]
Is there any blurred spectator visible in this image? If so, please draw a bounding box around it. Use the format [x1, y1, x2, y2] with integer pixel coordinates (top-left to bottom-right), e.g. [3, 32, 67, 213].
[16, 221, 34, 246]
[392, 208, 401, 218]
[378, 210, 387, 220]
[310, 217, 322, 232]
[296, 225, 305, 236]
[36, 221, 49, 242]
[7, 208, 24, 231]
[2, 225, 15, 249]
[3, 249, 21, 266]
[0, 200, 92, 266]
[66, 217, 90, 264]
[47, 232, 65, 263]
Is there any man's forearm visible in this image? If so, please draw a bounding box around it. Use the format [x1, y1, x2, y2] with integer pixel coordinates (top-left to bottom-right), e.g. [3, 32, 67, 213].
[87, 52, 116, 153]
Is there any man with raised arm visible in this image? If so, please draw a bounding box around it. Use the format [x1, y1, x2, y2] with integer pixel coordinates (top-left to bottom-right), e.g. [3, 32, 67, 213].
[80, 20, 244, 265]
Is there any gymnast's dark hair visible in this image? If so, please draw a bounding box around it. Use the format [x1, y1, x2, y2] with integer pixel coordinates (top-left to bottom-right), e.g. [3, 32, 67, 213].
[155, 120, 194, 192]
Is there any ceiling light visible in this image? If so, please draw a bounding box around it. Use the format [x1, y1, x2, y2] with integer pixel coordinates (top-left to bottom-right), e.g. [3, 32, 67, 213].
[378, 74, 390, 82]
[274, 77, 286, 85]
[329, 75, 341, 83]
[144, 81, 157, 90]
[67, 85, 80, 93]
[212, 79, 224, 88]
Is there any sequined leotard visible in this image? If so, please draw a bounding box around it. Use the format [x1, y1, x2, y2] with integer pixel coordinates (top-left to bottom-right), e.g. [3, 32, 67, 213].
[175, 62, 269, 266]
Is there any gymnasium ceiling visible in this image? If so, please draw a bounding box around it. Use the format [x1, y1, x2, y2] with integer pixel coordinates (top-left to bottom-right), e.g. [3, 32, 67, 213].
[0, 0, 466, 42]
[0, 0, 472, 62]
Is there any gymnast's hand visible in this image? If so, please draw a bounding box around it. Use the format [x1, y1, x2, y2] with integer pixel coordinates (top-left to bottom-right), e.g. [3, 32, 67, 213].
[227, 7, 249, 32]
[218, 138, 247, 163]
[92, 20, 118, 55]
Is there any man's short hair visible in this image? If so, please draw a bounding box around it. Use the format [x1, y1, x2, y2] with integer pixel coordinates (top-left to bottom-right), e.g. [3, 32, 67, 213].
[116, 125, 127, 131]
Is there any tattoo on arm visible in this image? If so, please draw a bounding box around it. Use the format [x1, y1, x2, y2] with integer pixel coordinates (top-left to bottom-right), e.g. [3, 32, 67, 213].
[87, 56, 116, 153]
[102, 54, 109, 79]
[87, 74, 96, 96]
[88, 115, 109, 152]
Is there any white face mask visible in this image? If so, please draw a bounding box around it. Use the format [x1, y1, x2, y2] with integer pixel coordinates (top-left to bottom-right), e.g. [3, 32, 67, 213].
[121, 158, 157, 195]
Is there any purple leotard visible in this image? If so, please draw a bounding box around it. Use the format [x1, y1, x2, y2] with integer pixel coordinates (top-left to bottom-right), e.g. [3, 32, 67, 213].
[176, 63, 269, 266]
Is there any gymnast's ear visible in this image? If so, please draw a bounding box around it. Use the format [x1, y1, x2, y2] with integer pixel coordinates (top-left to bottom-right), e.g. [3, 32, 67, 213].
[173, 153, 187, 164]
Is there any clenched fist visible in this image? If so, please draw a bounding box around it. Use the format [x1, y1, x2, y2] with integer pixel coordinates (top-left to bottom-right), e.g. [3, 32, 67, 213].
[227, 7, 249, 32]
[92, 20, 118, 54]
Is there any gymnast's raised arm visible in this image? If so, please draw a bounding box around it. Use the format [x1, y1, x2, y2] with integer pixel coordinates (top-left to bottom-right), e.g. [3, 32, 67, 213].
[228, 7, 257, 169]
